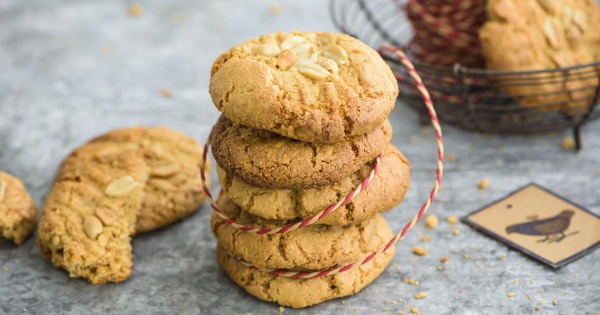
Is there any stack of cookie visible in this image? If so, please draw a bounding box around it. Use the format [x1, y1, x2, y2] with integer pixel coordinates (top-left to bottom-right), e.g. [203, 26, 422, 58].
[38, 127, 209, 284]
[208, 31, 410, 308]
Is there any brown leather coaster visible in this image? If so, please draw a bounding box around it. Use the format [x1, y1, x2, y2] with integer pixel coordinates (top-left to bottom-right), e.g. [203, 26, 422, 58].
[463, 183, 600, 268]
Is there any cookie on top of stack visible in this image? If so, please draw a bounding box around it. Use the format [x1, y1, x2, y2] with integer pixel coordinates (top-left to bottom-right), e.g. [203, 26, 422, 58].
[208, 31, 410, 308]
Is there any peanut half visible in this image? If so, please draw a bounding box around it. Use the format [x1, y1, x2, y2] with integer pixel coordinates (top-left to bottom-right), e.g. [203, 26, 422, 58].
[105, 176, 139, 197]
[0, 180, 6, 203]
[83, 215, 103, 240]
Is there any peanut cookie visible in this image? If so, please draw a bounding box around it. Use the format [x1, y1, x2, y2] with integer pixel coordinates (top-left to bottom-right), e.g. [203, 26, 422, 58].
[38, 151, 146, 284]
[216, 244, 395, 308]
[211, 195, 393, 271]
[0, 172, 37, 245]
[210, 116, 392, 190]
[63, 126, 209, 233]
[218, 144, 410, 224]
[479, 0, 600, 113]
[209, 31, 398, 144]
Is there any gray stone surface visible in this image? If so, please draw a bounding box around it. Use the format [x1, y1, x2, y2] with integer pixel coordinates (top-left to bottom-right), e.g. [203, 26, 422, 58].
[0, 0, 599, 314]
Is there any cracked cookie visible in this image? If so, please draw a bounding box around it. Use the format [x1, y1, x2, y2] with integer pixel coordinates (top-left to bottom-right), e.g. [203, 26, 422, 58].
[218, 144, 410, 224]
[209, 31, 398, 144]
[62, 126, 210, 233]
[211, 195, 393, 271]
[216, 243, 395, 308]
[210, 116, 392, 190]
[479, 0, 600, 113]
[0, 171, 37, 245]
[38, 151, 146, 284]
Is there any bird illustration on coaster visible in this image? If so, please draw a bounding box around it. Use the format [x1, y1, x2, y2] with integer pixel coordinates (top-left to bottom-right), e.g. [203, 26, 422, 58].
[506, 210, 579, 244]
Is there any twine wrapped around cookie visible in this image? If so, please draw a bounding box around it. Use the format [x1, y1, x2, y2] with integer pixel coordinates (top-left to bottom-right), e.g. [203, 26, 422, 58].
[200, 46, 444, 279]
[200, 135, 383, 235]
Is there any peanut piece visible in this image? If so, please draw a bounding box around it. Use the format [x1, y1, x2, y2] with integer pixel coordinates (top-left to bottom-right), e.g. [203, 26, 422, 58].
[318, 57, 339, 73]
[95, 207, 119, 226]
[255, 43, 281, 57]
[148, 178, 177, 191]
[323, 44, 348, 65]
[296, 62, 330, 80]
[276, 49, 297, 70]
[83, 215, 103, 240]
[281, 35, 308, 51]
[0, 180, 6, 203]
[105, 176, 139, 197]
[542, 19, 559, 48]
[150, 163, 181, 177]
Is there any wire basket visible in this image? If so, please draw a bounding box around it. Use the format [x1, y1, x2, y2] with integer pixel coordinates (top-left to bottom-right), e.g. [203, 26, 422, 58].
[330, 0, 600, 149]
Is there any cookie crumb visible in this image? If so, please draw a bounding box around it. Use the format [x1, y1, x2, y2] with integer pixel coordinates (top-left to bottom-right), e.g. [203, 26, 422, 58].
[403, 278, 420, 286]
[453, 228, 460, 236]
[267, 4, 282, 15]
[463, 254, 470, 259]
[454, 296, 459, 300]
[382, 307, 389, 311]
[573, 273, 579, 278]
[446, 215, 458, 224]
[440, 256, 449, 263]
[561, 137, 575, 150]
[552, 300, 558, 305]
[534, 306, 540, 311]
[412, 246, 428, 256]
[425, 214, 438, 229]
[414, 292, 428, 299]
[537, 289, 545, 293]
[478, 179, 489, 190]
[488, 262, 494, 268]
[498, 254, 506, 261]
[160, 88, 172, 98]
[446, 153, 457, 161]
[409, 307, 419, 314]
[99, 45, 111, 55]
[2, 266, 7, 272]
[507, 291, 515, 298]
[127, 4, 143, 17]
[527, 295, 533, 300]
[436, 265, 443, 271]
[279, 306, 285, 313]
[420, 235, 431, 242]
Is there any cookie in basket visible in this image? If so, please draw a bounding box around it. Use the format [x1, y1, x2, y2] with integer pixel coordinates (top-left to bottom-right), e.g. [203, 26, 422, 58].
[209, 31, 398, 144]
[218, 144, 410, 225]
[479, 0, 600, 114]
[211, 195, 393, 270]
[210, 116, 391, 190]
[0, 171, 37, 245]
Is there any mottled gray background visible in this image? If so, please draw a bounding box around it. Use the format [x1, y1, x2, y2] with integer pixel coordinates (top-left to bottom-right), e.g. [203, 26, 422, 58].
[0, 0, 599, 314]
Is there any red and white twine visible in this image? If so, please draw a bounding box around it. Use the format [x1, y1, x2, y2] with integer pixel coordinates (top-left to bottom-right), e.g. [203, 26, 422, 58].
[200, 45, 444, 279]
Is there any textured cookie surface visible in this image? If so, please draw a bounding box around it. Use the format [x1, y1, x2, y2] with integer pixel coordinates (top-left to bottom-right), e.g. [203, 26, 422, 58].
[211, 196, 393, 270]
[63, 126, 209, 233]
[210, 116, 392, 190]
[217, 244, 395, 308]
[38, 152, 146, 284]
[0, 171, 37, 245]
[219, 144, 410, 224]
[209, 31, 398, 143]
[479, 0, 600, 112]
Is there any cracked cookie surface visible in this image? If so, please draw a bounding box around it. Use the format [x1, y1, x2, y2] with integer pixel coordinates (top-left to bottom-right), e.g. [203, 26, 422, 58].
[218, 144, 410, 224]
[209, 31, 398, 144]
[479, 0, 600, 113]
[0, 171, 37, 245]
[38, 151, 146, 284]
[211, 195, 393, 271]
[210, 116, 391, 190]
[216, 244, 395, 308]
[63, 126, 209, 233]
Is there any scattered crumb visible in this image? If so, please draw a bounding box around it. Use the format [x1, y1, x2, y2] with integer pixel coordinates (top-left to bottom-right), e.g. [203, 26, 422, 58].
[552, 300, 558, 305]
[498, 254, 506, 261]
[99, 45, 111, 55]
[529, 279, 534, 284]
[409, 257, 416, 263]
[453, 229, 460, 236]
[487, 262, 494, 268]
[2, 266, 7, 272]
[267, 4, 282, 15]
[507, 292, 516, 298]
[420, 235, 431, 243]
[446, 153, 456, 161]
[403, 278, 420, 286]
[436, 266, 443, 271]
[414, 292, 428, 299]
[481, 133, 489, 140]
[528, 295, 533, 300]
[279, 306, 285, 313]
[127, 4, 143, 17]
[534, 306, 540, 311]
[440, 256, 449, 264]
[392, 301, 398, 305]
[447, 215, 458, 224]
[478, 179, 489, 190]
[382, 307, 389, 311]
[554, 282, 560, 288]
[421, 126, 431, 136]
[561, 137, 575, 150]
[409, 135, 420, 143]
[392, 263, 401, 271]
[425, 214, 439, 229]
[410, 307, 419, 314]
[352, 307, 358, 311]
[413, 246, 428, 256]
[463, 254, 470, 259]
[160, 88, 172, 98]
[573, 274, 579, 278]
[537, 289, 545, 293]
[454, 296, 459, 300]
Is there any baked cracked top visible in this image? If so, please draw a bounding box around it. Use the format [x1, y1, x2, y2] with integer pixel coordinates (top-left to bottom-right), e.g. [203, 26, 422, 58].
[209, 31, 398, 144]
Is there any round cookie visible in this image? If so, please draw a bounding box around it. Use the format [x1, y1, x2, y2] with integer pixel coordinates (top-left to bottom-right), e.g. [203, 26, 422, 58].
[211, 196, 393, 271]
[63, 126, 210, 233]
[216, 245, 395, 308]
[209, 31, 399, 144]
[0, 171, 37, 245]
[218, 144, 410, 225]
[210, 116, 392, 190]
